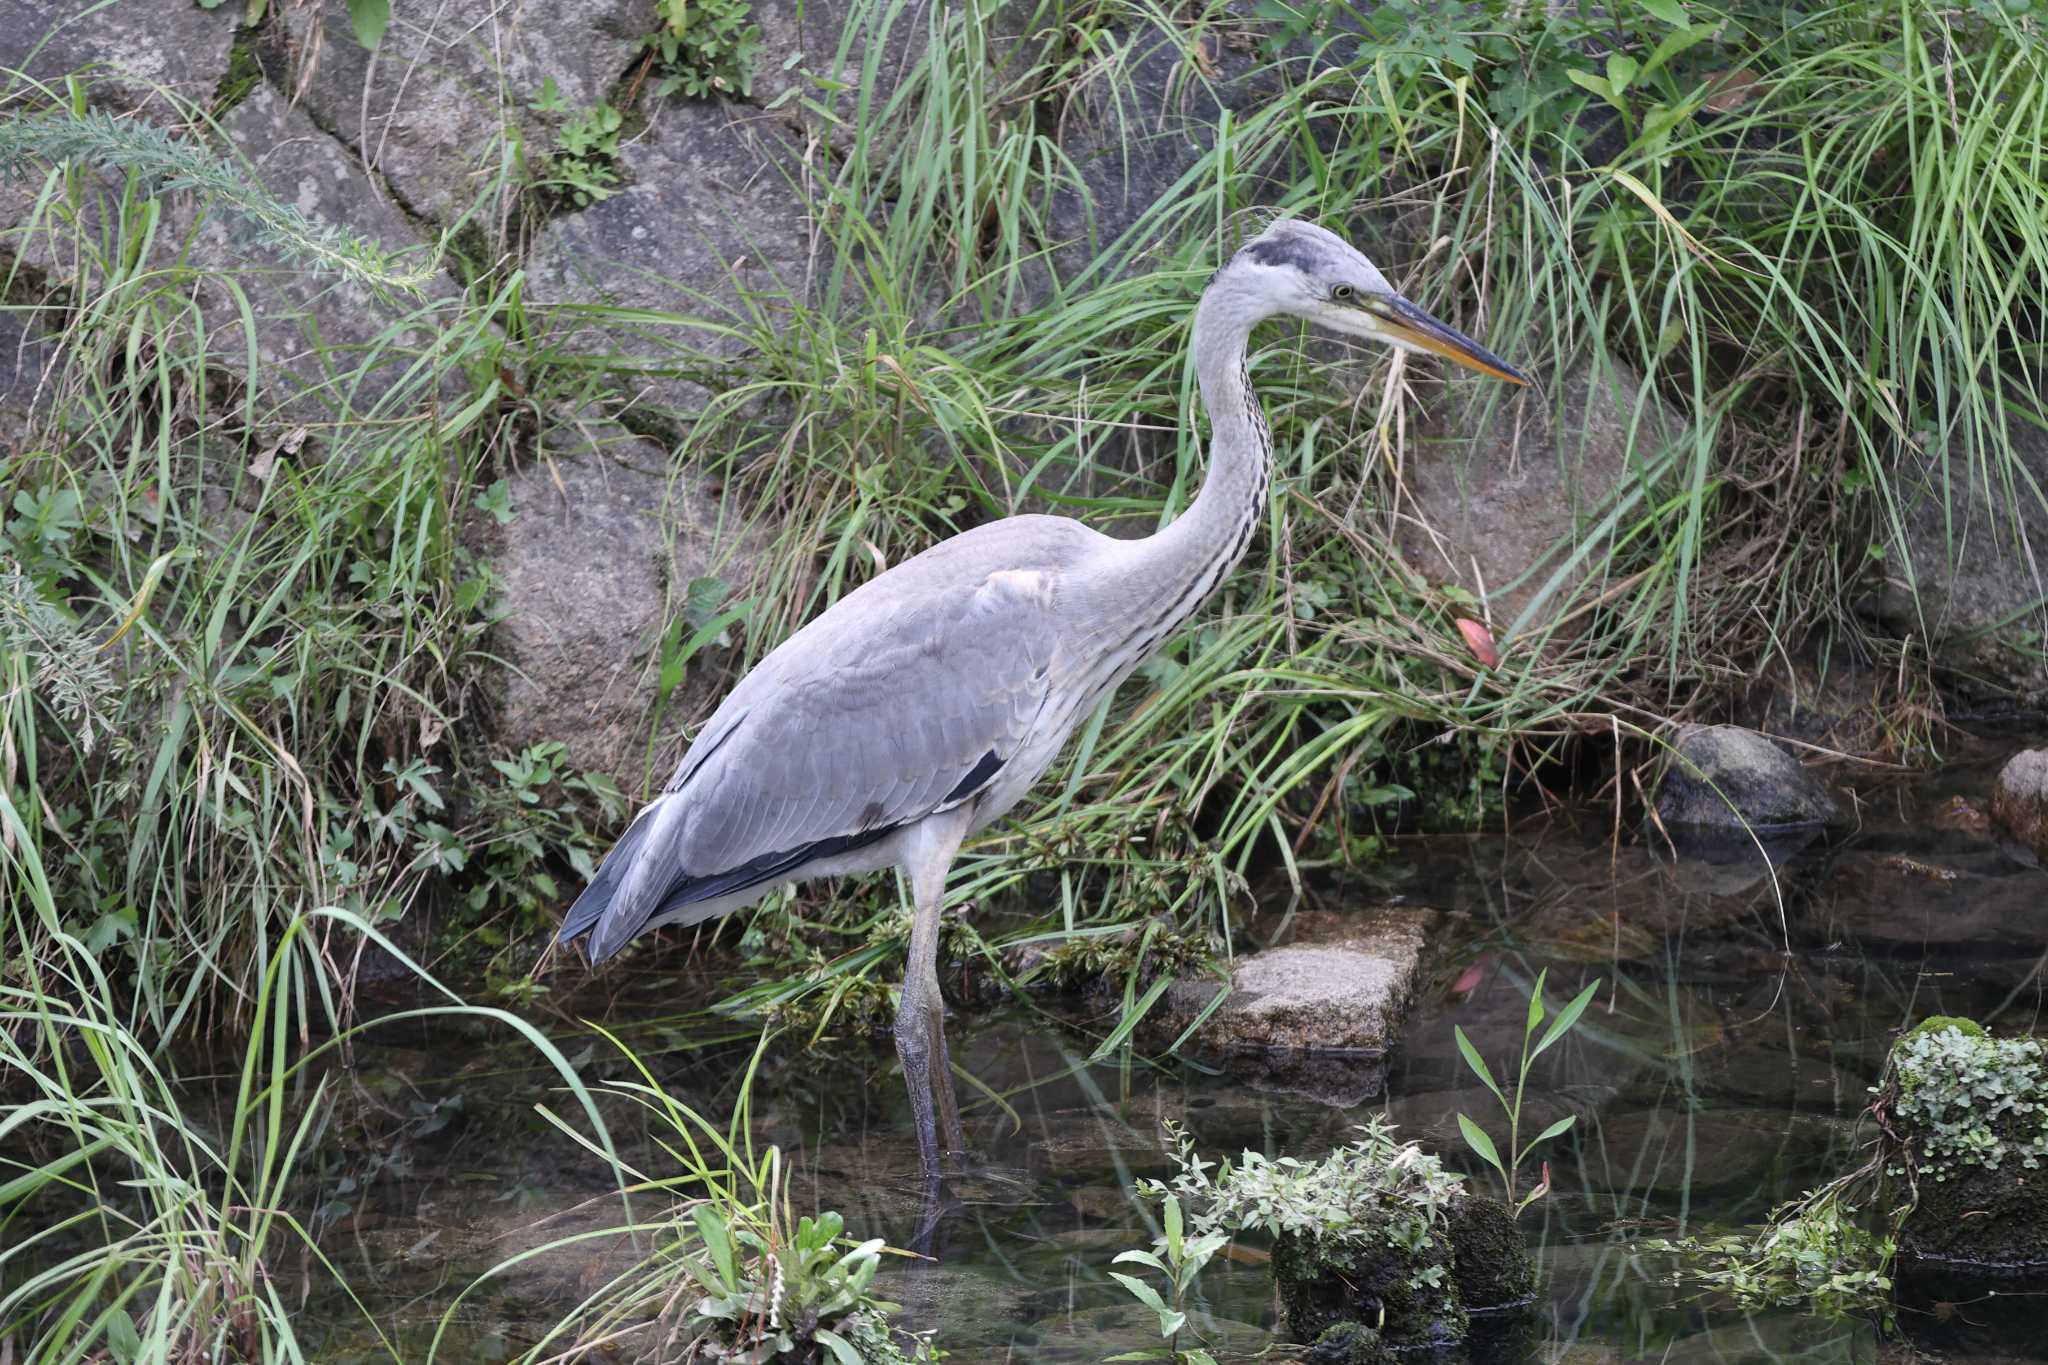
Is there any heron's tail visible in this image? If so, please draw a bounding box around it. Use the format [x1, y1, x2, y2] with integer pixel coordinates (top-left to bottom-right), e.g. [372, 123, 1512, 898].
[557, 797, 673, 961]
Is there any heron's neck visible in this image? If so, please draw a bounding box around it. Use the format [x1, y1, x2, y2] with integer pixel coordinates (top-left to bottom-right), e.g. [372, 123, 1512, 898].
[1131, 283, 1273, 620]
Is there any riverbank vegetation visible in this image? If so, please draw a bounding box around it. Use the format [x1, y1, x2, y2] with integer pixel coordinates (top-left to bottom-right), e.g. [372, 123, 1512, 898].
[3, 0, 2045, 1356]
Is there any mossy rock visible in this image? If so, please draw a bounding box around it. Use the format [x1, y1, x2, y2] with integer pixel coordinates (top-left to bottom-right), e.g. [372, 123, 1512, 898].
[1885, 1023, 2048, 1266]
[1274, 1228, 1467, 1346]
[1902, 1015, 1986, 1043]
[1303, 1321, 1395, 1365]
[1449, 1195, 1536, 1308]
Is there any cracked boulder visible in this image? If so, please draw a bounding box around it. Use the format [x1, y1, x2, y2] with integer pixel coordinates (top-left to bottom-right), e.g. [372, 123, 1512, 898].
[481, 414, 759, 795]
[1156, 907, 1433, 1106]
[0, 0, 237, 116]
[1396, 352, 1686, 640]
[523, 99, 809, 423]
[181, 84, 455, 423]
[258, 0, 646, 227]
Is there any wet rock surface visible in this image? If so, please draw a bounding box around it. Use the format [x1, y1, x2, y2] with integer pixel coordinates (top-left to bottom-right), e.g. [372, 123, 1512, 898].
[1397, 352, 1686, 638]
[1991, 747, 2048, 851]
[481, 413, 755, 794]
[1654, 723, 1841, 832]
[1159, 906, 1432, 1104]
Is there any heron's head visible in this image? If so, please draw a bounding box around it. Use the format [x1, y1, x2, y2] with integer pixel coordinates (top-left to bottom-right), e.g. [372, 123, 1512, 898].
[1220, 219, 1529, 385]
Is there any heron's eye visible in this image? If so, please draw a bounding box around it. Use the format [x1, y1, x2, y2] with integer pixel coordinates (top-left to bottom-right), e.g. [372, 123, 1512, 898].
[1331, 284, 1355, 302]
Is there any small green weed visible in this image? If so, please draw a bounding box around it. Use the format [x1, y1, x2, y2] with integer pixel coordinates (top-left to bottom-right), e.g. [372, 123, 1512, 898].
[1139, 1118, 1465, 1280]
[1454, 969, 1599, 1213]
[529, 82, 624, 207]
[648, 0, 761, 99]
[1886, 1023, 2048, 1181]
[1108, 1194, 1228, 1365]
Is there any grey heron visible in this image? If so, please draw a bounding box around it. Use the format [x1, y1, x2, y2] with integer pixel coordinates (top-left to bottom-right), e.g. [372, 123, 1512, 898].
[558, 218, 1528, 1176]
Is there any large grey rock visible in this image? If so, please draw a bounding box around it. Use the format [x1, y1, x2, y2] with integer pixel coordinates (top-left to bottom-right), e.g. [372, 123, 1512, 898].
[750, 0, 927, 125]
[523, 99, 808, 422]
[183, 84, 453, 422]
[1655, 723, 1841, 831]
[1396, 352, 1686, 639]
[0, 305, 59, 452]
[0, 0, 236, 116]
[259, 0, 645, 226]
[1867, 424, 2048, 699]
[1157, 906, 1431, 1105]
[483, 414, 757, 795]
[1989, 748, 2048, 852]
[1045, 20, 1286, 287]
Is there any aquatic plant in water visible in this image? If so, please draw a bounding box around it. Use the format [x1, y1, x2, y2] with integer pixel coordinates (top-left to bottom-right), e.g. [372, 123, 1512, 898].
[1646, 1186, 1896, 1321]
[1453, 968, 1600, 1213]
[1107, 1194, 1228, 1365]
[1135, 1119, 1478, 1344]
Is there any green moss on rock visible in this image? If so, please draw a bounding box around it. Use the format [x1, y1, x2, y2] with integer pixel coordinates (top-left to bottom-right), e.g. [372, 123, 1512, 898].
[1303, 1320, 1395, 1365]
[1885, 1022, 2048, 1265]
[1902, 1015, 1987, 1043]
[1449, 1195, 1536, 1308]
[1275, 1226, 1466, 1346]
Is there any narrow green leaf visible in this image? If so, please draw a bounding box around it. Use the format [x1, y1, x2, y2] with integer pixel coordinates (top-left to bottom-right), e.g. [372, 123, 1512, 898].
[347, 0, 390, 49]
[694, 1205, 735, 1288]
[1113, 1249, 1169, 1273]
[1638, 0, 1688, 24]
[1457, 1113, 1507, 1179]
[1607, 53, 1640, 94]
[1517, 1114, 1577, 1162]
[1164, 1194, 1184, 1258]
[813, 1329, 863, 1365]
[1566, 69, 1613, 100]
[1454, 1026, 1505, 1103]
[1110, 1271, 1168, 1315]
[1525, 967, 1549, 1035]
[1531, 981, 1602, 1060]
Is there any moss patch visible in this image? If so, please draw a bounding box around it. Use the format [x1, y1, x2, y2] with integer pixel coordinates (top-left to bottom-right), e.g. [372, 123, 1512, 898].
[1450, 1196, 1536, 1308]
[1274, 1226, 1467, 1346]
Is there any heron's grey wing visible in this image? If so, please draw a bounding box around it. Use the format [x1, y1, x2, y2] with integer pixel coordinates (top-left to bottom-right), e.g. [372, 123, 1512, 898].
[574, 567, 1061, 960]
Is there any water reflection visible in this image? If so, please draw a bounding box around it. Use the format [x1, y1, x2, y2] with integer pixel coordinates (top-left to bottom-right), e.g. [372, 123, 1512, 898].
[260, 735, 2048, 1361]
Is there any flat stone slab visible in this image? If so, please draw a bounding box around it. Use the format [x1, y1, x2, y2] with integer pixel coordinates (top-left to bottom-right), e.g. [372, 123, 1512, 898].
[1158, 906, 1433, 1105]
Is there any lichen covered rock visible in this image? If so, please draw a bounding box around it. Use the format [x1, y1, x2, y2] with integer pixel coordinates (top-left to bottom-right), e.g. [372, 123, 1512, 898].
[1884, 1021, 2048, 1266]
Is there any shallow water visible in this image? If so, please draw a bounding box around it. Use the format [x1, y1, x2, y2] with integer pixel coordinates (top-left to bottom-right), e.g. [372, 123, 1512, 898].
[193, 731, 2048, 1361]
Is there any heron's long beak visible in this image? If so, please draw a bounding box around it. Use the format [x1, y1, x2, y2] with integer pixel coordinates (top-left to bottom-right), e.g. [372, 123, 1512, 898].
[1366, 294, 1530, 386]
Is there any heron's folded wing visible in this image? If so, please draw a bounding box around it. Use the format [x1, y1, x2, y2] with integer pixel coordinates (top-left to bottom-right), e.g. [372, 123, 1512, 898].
[663, 567, 1061, 881]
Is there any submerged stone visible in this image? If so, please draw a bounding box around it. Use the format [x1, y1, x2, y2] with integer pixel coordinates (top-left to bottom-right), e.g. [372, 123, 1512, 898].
[1654, 723, 1841, 832]
[1275, 1223, 1467, 1347]
[1990, 748, 2048, 852]
[1158, 907, 1431, 1105]
[1303, 1320, 1394, 1365]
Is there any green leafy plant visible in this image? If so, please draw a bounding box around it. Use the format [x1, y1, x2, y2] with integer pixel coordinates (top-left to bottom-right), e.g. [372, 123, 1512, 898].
[1647, 1186, 1896, 1321]
[1886, 1021, 2048, 1181]
[1107, 1194, 1228, 1365]
[689, 1206, 905, 1365]
[649, 0, 761, 99]
[534, 99, 623, 207]
[1454, 969, 1599, 1212]
[1139, 1119, 1465, 1281]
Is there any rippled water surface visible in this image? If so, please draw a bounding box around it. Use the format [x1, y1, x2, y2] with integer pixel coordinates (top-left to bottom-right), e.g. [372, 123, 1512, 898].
[216, 731, 2048, 1362]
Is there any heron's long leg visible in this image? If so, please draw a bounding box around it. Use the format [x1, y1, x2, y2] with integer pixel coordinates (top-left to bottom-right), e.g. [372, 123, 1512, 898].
[896, 807, 971, 1177]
